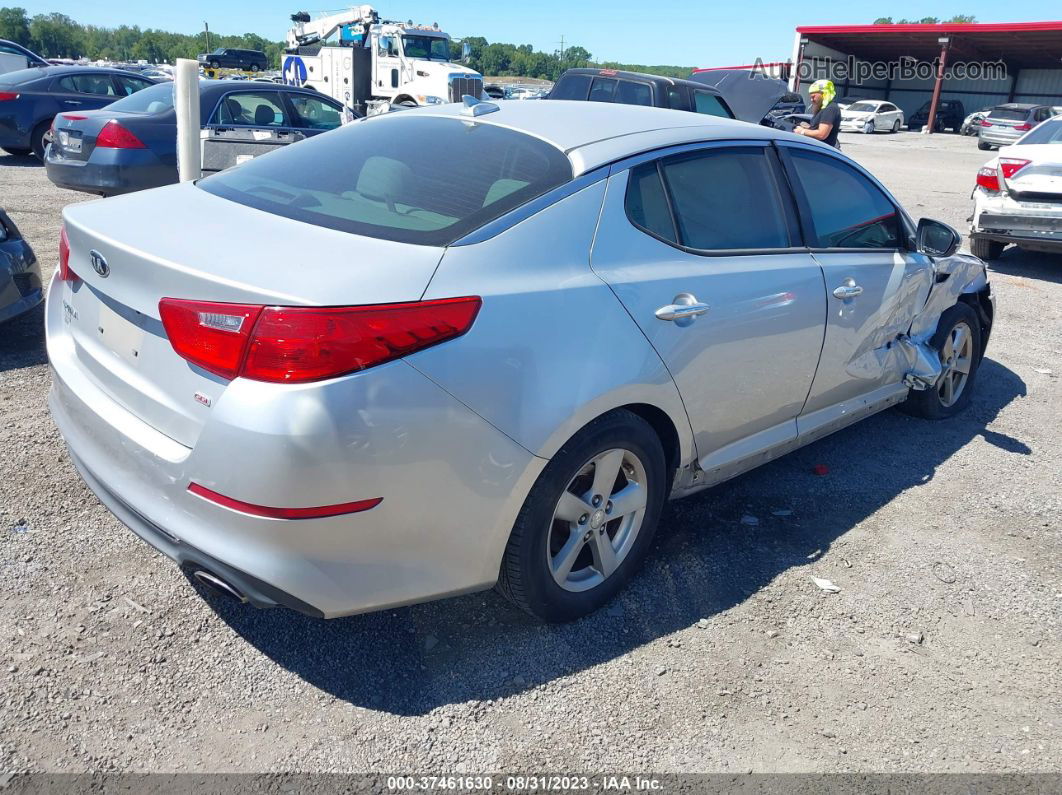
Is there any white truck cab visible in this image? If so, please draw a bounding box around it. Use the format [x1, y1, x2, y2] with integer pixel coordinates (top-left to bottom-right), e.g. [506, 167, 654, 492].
[283, 6, 482, 115]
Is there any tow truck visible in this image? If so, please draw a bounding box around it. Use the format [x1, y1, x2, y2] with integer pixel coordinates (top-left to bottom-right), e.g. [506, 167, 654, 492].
[282, 5, 483, 115]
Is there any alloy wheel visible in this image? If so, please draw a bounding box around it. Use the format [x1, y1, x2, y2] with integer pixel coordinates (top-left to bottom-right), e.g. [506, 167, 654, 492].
[938, 321, 973, 408]
[546, 448, 648, 593]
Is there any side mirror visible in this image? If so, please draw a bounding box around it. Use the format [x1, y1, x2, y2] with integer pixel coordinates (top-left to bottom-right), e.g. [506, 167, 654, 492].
[916, 218, 961, 258]
[460, 42, 472, 62]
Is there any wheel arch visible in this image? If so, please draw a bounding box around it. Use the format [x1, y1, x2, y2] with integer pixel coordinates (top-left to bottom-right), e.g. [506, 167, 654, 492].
[392, 95, 416, 106]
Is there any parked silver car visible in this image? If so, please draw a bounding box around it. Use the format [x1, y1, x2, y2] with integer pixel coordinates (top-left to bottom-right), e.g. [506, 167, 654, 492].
[978, 103, 1056, 150]
[46, 100, 995, 622]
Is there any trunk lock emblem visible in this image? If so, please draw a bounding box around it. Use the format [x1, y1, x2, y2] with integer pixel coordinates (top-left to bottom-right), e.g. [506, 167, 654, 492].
[89, 250, 110, 278]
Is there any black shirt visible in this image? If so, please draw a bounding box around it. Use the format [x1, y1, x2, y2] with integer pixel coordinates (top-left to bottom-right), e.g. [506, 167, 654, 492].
[809, 102, 841, 148]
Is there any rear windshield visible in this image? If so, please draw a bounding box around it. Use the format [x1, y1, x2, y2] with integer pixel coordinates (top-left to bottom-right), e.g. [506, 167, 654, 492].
[103, 81, 174, 114]
[1018, 118, 1062, 145]
[989, 108, 1030, 121]
[198, 115, 574, 246]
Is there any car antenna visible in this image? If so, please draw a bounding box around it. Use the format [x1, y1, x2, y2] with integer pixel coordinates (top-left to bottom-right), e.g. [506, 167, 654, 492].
[461, 95, 499, 118]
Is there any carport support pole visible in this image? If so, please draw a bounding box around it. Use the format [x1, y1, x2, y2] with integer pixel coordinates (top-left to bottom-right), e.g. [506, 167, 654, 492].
[175, 58, 201, 182]
[925, 37, 950, 135]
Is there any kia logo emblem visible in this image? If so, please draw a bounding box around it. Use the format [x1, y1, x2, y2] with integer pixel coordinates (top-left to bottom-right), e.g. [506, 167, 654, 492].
[89, 250, 109, 278]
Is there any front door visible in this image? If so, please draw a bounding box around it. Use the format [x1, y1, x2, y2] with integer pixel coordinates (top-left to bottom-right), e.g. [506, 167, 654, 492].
[372, 33, 400, 98]
[590, 143, 827, 474]
[779, 143, 934, 422]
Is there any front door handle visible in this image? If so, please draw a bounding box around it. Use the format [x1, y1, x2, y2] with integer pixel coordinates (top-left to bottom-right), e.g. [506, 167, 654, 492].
[62, 100, 82, 106]
[655, 293, 710, 322]
[832, 278, 864, 300]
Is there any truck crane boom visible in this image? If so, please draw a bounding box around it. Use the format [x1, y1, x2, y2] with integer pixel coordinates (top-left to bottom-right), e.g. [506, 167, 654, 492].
[286, 5, 379, 50]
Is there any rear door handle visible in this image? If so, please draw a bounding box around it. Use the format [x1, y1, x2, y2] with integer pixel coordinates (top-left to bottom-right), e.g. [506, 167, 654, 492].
[655, 293, 710, 322]
[62, 100, 82, 106]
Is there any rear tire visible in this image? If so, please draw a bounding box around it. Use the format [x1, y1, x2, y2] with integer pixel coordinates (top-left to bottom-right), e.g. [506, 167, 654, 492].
[250, 64, 259, 72]
[977, 140, 992, 150]
[497, 410, 667, 623]
[971, 236, 1005, 260]
[900, 302, 982, 420]
[892, 119, 900, 133]
[0, 146, 31, 156]
[30, 120, 51, 161]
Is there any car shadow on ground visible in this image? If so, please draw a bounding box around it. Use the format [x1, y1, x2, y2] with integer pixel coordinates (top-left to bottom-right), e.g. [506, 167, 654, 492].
[986, 246, 1062, 286]
[0, 151, 41, 168]
[0, 303, 46, 371]
[205, 357, 1028, 716]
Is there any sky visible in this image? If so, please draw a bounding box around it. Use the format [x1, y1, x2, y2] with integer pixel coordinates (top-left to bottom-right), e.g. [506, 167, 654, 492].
[14, 1, 1062, 66]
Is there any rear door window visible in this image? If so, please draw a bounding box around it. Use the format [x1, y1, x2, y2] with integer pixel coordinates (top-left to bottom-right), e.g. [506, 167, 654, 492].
[550, 74, 591, 100]
[691, 90, 731, 118]
[666, 86, 687, 110]
[198, 115, 573, 246]
[57, 74, 120, 96]
[624, 147, 792, 251]
[588, 78, 617, 103]
[614, 80, 652, 106]
[212, 92, 289, 127]
[788, 148, 900, 249]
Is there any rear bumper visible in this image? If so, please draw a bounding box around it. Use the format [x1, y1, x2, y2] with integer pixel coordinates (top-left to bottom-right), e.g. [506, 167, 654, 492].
[45, 148, 175, 196]
[978, 129, 1022, 146]
[973, 211, 1062, 249]
[0, 231, 42, 324]
[46, 276, 546, 618]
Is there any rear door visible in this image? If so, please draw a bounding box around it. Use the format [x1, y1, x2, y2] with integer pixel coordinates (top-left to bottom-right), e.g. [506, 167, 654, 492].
[779, 142, 933, 423]
[53, 73, 121, 112]
[589, 142, 827, 473]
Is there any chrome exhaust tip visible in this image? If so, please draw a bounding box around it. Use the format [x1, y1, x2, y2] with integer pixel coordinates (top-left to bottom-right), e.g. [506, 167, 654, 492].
[191, 569, 248, 604]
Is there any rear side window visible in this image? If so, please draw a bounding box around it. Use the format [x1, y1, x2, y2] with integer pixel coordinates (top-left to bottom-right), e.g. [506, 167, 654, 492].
[788, 149, 900, 249]
[57, 74, 119, 96]
[614, 80, 652, 106]
[625, 148, 792, 251]
[692, 90, 731, 118]
[102, 82, 174, 114]
[212, 92, 288, 126]
[588, 78, 617, 103]
[666, 86, 686, 110]
[199, 115, 573, 246]
[550, 74, 591, 100]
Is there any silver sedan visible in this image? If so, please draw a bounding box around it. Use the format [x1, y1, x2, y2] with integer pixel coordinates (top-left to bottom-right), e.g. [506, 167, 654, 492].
[46, 99, 995, 622]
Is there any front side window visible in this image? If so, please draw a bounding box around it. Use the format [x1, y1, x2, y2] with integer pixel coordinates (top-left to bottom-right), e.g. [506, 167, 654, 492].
[614, 80, 652, 106]
[199, 115, 573, 246]
[115, 75, 152, 96]
[788, 149, 900, 249]
[289, 93, 343, 130]
[212, 92, 288, 127]
[588, 78, 617, 103]
[666, 86, 685, 110]
[624, 147, 792, 251]
[57, 74, 119, 96]
[691, 90, 730, 118]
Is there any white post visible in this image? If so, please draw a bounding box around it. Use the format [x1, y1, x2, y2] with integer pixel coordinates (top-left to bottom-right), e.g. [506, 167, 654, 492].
[174, 58, 201, 182]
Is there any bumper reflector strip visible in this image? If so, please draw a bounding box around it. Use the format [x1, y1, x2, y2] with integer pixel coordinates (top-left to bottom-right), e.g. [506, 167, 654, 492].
[188, 483, 382, 520]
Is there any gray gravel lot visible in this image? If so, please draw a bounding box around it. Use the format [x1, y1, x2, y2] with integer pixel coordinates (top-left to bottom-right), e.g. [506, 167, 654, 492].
[0, 130, 1059, 774]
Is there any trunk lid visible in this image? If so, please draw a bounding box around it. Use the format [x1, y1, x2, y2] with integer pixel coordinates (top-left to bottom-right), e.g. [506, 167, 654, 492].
[1000, 144, 1062, 203]
[59, 181, 444, 447]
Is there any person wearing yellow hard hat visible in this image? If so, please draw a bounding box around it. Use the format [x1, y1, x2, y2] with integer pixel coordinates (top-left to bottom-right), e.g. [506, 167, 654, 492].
[794, 79, 841, 149]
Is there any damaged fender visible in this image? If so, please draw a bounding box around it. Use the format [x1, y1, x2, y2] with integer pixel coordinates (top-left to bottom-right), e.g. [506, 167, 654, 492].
[845, 252, 989, 391]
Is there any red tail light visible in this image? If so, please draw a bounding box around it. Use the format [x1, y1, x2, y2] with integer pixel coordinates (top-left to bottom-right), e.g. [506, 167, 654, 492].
[1014, 122, 1032, 132]
[979, 119, 992, 127]
[976, 166, 1000, 192]
[95, 120, 145, 149]
[60, 114, 87, 121]
[188, 482, 381, 519]
[0, 92, 18, 101]
[57, 225, 78, 281]
[159, 296, 481, 383]
[999, 158, 1031, 179]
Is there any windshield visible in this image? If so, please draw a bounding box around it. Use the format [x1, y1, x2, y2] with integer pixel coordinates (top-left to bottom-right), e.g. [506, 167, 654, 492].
[198, 115, 573, 246]
[102, 81, 174, 114]
[1018, 118, 1062, 145]
[401, 35, 450, 61]
[847, 102, 877, 113]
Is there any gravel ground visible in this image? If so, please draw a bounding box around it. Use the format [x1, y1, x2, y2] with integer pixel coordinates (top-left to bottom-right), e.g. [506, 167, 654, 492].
[0, 131, 1059, 775]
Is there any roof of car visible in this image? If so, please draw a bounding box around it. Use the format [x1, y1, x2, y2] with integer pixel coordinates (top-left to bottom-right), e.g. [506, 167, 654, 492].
[557, 68, 720, 93]
[0, 64, 147, 84]
[375, 99, 806, 175]
[197, 79, 328, 98]
[992, 103, 1042, 110]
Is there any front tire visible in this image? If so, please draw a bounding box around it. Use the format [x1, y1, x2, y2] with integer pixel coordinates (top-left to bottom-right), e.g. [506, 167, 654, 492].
[900, 302, 982, 420]
[971, 236, 1005, 260]
[497, 410, 667, 622]
[250, 64, 259, 72]
[210, 60, 220, 70]
[864, 120, 875, 134]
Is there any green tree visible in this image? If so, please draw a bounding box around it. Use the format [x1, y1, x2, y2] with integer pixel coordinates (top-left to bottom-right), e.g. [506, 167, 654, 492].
[0, 6, 30, 45]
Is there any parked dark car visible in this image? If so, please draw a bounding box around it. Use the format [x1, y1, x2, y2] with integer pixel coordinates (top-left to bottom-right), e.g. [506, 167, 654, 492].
[0, 65, 155, 159]
[45, 80, 347, 196]
[0, 39, 48, 75]
[0, 209, 42, 325]
[197, 48, 269, 72]
[908, 99, 966, 133]
[548, 68, 736, 120]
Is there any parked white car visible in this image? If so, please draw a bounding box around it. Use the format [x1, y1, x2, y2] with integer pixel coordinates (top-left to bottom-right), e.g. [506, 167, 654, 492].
[970, 115, 1062, 259]
[840, 100, 905, 134]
